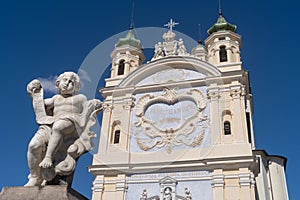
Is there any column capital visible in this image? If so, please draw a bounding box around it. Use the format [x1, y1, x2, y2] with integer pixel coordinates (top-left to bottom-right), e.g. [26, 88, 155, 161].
[207, 87, 221, 101]
[123, 96, 136, 110]
[230, 85, 245, 99]
[103, 102, 114, 113]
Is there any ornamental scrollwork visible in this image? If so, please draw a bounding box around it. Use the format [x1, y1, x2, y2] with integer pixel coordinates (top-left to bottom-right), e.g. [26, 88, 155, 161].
[134, 88, 208, 153]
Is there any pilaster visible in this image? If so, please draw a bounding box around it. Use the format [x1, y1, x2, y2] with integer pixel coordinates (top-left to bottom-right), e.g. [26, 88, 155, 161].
[115, 174, 127, 200]
[212, 169, 224, 200]
[92, 175, 104, 200]
[207, 86, 221, 145]
[230, 84, 246, 143]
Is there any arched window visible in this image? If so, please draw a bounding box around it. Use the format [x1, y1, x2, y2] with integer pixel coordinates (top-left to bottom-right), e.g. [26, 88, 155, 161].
[224, 121, 231, 135]
[222, 110, 232, 135]
[219, 46, 227, 62]
[117, 59, 125, 75]
[111, 121, 121, 144]
[113, 130, 120, 144]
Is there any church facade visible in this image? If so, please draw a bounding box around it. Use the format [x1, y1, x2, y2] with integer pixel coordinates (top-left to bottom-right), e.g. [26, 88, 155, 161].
[89, 14, 289, 200]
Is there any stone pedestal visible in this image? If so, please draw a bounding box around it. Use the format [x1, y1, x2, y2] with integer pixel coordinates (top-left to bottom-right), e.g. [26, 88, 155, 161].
[0, 185, 88, 200]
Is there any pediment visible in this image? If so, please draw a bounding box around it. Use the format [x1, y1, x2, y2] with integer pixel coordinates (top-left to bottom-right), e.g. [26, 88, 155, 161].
[118, 56, 221, 88]
[159, 176, 178, 184]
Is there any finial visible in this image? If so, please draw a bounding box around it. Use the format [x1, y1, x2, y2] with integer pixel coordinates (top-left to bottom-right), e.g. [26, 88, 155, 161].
[164, 18, 179, 32]
[218, 0, 222, 16]
[130, 0, 135, 30]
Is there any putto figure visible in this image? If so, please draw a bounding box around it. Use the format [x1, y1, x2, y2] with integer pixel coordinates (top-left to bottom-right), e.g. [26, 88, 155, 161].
[25, 71, 102, 186]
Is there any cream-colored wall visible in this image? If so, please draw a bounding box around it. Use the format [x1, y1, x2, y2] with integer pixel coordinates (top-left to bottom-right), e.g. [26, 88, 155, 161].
[90, 28, 289, 200]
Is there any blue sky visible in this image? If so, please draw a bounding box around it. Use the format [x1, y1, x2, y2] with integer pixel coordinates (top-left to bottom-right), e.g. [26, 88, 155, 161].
[0, 0, 299, 199]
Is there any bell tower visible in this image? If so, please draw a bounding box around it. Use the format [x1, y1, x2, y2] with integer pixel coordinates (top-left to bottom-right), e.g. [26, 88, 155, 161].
[105, 28, 145, 87]
[205, 12, 242, 72]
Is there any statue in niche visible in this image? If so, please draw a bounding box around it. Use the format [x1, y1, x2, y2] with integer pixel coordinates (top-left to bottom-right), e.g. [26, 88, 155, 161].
[25, 71, 102, 186]
[163, 187, 172, 200]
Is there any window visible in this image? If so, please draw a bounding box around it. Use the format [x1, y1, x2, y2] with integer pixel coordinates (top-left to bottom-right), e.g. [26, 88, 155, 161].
[113, 130, 120, 144]
[224, 121, 231, 135]
[219, 37, 225, 40]
[219, 46, 227, 62]
[117, 60, 125, 75]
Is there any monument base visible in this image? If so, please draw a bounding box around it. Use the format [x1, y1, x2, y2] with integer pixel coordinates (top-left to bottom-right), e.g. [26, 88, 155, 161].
[0, 185, 88, 200]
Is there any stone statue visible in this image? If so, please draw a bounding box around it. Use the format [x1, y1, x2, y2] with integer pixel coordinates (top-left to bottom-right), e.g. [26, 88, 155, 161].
[25, 71, 102, 186]
[140, 189, 147, 200]
[177, 38, 187, 55]
[185, 187, 192, 200]
[163, 187, 172, 200]
[152, 42, 165, 61]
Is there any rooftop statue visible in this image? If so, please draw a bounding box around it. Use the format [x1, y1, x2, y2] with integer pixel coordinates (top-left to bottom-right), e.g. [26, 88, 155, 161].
[25, 71, 102, 186]
[151, 19, 189, 61]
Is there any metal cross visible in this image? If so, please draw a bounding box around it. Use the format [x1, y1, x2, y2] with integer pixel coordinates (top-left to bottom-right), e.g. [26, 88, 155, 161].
[164, 18, 179, 32]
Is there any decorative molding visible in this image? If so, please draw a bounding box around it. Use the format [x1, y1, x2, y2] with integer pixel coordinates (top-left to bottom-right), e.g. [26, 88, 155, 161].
[103, 102, 113, 113]
[207, 88, 220, 101]
[134, 88, 208, 153]
[239, 173, 255, 187]
[122, 96, 136, 110]
[154, 69, 188, 83]
[211, 174, 224, 188]
[92, 179, 104, 192]
[230, 85, 245, 99]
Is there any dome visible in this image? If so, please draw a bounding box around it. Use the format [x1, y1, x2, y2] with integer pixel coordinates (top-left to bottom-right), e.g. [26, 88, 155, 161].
[207, 14, 237, 35]
[115, 30, 143, 50]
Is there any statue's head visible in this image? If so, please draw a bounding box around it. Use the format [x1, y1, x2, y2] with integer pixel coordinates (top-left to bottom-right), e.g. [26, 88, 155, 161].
[55, 72, 81, 95]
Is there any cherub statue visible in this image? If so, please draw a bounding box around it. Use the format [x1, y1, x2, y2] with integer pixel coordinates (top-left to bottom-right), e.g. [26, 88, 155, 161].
[177, 38, 188, 55]
[152, 42, 165, 61]
[25, 71, 102, 186]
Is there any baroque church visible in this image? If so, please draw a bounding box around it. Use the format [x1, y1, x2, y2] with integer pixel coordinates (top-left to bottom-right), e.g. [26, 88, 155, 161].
[88, 12, 289, 200]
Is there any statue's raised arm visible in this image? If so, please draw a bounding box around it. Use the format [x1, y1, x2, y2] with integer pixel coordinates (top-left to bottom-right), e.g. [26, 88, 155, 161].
[25, 71, 102, 187]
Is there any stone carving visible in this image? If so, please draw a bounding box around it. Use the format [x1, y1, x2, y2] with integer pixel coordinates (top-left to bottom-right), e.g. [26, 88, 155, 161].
[154, 69, 187, 83]
[25, 72, 102, 186]
[134, 88, 208, 153]
[185, 188, 192, 200]
[140, 189, 147, 200]
[163, 187, 172, 200]
[230, 85, 245, 99]
[153, 42, 165, 60]
[177, 38, 188, 55]
[151, 19, 190, 61]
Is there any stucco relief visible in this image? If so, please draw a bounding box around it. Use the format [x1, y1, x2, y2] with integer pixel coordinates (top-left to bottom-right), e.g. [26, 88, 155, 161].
[134, 88, 208, 153]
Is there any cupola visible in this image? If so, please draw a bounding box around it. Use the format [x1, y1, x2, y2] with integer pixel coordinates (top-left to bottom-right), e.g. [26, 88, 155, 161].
[205, 13, 242, 72]
[106, 28, 145, 87]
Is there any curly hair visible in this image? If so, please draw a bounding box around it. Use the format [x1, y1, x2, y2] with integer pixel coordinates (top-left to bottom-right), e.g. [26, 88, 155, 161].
[55, 72, 81, 93]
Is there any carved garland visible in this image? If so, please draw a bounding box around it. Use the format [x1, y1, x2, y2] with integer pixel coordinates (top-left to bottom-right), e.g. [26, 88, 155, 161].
[134, 88, 208, 153]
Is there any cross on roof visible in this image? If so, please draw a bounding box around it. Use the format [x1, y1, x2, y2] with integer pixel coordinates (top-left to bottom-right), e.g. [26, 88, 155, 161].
[164, 19, 179, 32]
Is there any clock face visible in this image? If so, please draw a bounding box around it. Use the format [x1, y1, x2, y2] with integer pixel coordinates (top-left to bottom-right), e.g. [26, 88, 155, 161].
[132, 87, 210, 153]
